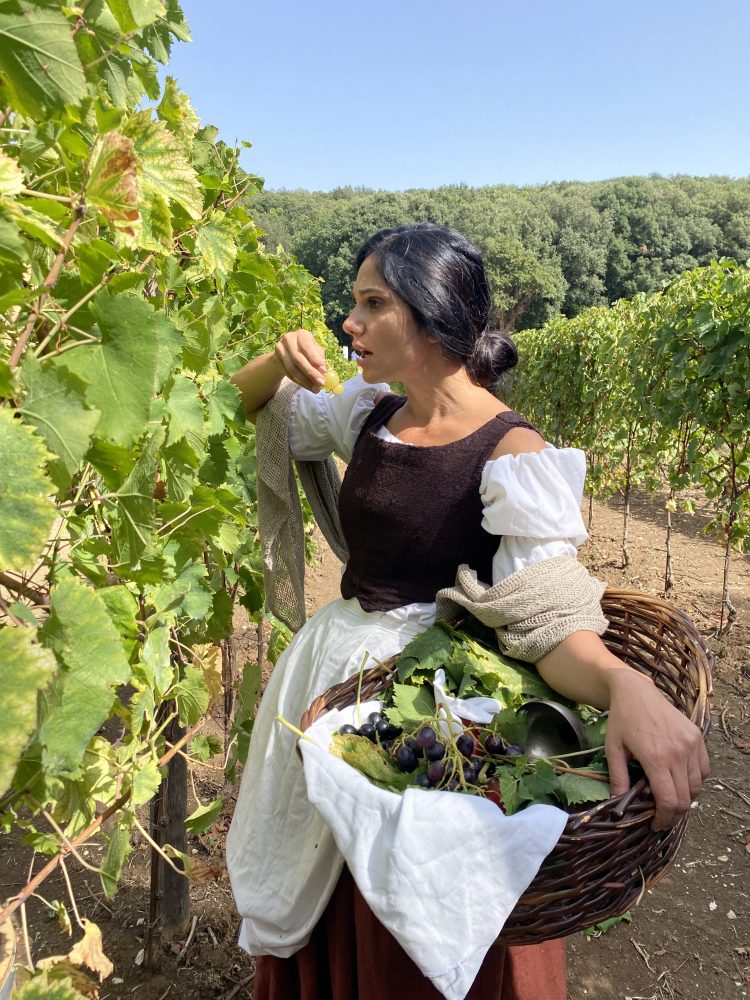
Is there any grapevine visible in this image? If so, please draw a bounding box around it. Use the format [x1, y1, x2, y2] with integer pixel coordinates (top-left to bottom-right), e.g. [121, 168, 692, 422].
[0, 0, 351, 991]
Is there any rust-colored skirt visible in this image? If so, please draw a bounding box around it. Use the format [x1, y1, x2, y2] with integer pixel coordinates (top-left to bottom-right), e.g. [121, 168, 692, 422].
[254, 867, 567, 1000]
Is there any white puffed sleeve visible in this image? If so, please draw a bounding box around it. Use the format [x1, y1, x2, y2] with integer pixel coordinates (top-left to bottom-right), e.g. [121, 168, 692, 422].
[288, 374, 390, 462]
[480, 447, 589, 582]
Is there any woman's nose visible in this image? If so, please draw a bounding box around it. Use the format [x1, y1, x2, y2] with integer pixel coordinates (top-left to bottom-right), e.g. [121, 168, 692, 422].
[343, 310, 363, 336]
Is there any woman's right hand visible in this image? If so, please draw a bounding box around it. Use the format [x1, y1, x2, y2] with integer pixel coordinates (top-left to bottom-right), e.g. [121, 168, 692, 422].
[274, 329, 327, 393]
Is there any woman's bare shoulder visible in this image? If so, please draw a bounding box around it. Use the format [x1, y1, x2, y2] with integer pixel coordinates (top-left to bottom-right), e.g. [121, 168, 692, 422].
[489, 424, 548, 461]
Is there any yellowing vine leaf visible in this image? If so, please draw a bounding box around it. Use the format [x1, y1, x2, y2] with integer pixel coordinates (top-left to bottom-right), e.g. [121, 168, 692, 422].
[86, 132, 139, 236]
[191, 643, 222, 708]
[123, 110, 202, 225]
[68, 919, 113, 982]
[0, 148, 24, 195]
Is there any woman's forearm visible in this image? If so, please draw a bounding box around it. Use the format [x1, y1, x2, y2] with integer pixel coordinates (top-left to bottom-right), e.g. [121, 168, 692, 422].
[535, 630, 652, 709]
[230, 330, 327, 421]
[231, 352, 286, 421]
[537, 628, 709, 830]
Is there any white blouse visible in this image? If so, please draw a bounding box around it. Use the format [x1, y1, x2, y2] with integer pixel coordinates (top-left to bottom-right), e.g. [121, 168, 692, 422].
[289, 375, 588, 586]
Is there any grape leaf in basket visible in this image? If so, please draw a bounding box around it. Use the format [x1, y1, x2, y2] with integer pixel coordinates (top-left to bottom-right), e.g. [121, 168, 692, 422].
[385, 682, 436, 731]
[486, 707, 528, 747]
[396, 624, 455, 682]
[554, 771, 611, 807]
[518, 760, 558, 803]
[330, 733, 412, 792]
[497, 761, 528, 815]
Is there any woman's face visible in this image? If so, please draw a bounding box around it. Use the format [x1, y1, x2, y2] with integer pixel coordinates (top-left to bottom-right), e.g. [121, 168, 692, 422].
[342, 255, 437, 385]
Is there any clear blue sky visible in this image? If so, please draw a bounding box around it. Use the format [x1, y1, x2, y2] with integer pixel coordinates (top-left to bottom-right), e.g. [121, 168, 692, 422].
[166, 1, 750, 192]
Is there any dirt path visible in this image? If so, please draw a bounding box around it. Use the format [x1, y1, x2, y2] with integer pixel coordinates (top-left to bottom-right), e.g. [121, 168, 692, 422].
[1, 492, 747, 999]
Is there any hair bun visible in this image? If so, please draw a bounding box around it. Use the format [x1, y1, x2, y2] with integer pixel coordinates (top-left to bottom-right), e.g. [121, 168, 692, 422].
[467, 329, 518, 390]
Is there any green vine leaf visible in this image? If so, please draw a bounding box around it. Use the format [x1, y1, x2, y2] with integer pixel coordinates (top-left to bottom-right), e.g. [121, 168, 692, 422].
[0, 0, 88, 118]
[39, 578, 132, 775]
[0, 409, 56, 571]
[554, 771, 611, 807]
[185, 795, 222, 835]
[20, 357, 101, 490]
[195, 211, 239, 284]
[105, 0, 162, 32]
[0, 628, 57, 797]
[157, 75, 200, 142]
[174, 663, 209, 726]
[100, 814, 132, 897]
[12, 971, 91, 1000]
[61, 291, 163, 447]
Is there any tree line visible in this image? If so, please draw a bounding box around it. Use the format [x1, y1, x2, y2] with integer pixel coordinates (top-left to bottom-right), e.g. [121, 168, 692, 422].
[251, 176, 750, 339]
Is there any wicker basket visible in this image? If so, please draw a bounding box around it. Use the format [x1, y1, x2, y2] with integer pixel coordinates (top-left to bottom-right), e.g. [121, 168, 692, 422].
[300, 588, 713, 945]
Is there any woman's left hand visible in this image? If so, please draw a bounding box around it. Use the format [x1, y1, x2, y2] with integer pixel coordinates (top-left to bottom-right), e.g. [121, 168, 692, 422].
[603, 667, 710, 830]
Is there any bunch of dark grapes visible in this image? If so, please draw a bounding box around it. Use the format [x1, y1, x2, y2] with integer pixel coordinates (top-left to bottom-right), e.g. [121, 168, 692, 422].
[338, 711, 525, 800]
[338, 711, 402, 747]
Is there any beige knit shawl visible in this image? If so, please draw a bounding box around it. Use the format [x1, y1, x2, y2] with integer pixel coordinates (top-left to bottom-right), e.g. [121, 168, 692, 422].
[254, 380, 608, 660]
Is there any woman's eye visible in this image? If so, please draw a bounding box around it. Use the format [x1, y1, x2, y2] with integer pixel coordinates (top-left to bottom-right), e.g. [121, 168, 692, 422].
[368, 298, 381, 309]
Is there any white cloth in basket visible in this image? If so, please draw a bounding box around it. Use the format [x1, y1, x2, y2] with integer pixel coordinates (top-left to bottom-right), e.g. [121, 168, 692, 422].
[301, 701, 568, 1000]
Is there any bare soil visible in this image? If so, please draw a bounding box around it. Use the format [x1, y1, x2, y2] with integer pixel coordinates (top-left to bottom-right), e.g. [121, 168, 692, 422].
[1, 491, 748, 1000]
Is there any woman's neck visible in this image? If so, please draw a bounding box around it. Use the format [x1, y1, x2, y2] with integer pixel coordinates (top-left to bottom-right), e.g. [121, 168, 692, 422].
[390, 366, 505, 444]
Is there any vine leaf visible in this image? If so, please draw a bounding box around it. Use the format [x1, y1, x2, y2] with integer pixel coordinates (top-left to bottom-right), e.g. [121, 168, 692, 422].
[0, 628, 57, 798]
[0, 206, 29, 279]
[105, 0, 162, 32]
[157, 75, 200, 142]
[165, 373, 207, 450]
[174, 663, 210, 725]
[147, 560, 213, 623]
[195, 211, 239, 284]
[386, 682, 436, 731]
[20, 357, 101, 490]
[139, 189, 173, 250]
[554, 771, 611, 806]
[67, 918, 114, 982]
[191, 643, 223, 708]
[130, 757, 161, 805]
[0, 409, 56, 571]
[11, 970, 94, 999]
[39, 578, 132, 775]
[185, 795, 222, 835]
[0, 1, 88, 118]
[137, 0, 191, 64]
[61, 291, 162, 447]
[110, 424, 164, 564]
[139, 623, 173, 697]
[123, 110, 202, 224]
[0, 148, 24, 195]
[100, 814, 132, 897]
[86, 132, 139, 236]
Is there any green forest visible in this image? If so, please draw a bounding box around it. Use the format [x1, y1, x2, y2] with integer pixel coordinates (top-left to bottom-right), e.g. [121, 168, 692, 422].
[252, 176, 750, 337]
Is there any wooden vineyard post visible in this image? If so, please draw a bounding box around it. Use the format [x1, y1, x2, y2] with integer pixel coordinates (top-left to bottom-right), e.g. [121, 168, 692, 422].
[160, 714, 191, 942]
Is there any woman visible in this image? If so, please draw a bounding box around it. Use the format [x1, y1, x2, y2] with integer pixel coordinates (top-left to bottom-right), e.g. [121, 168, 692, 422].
[227, 224, 709, 999]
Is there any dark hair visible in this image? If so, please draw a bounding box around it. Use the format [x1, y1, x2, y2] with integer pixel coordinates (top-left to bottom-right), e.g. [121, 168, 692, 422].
[354, 223, 517, 390]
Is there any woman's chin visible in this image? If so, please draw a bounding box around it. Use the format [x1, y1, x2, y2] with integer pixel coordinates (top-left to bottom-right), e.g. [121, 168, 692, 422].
[356, 359, 381, 383]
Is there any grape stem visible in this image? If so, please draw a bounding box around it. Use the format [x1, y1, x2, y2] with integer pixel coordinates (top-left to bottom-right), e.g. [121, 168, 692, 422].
[275, 714, 315, 744]
[354, 650, 370, 728]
